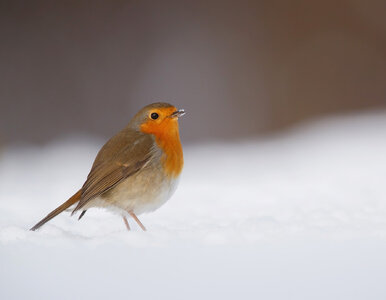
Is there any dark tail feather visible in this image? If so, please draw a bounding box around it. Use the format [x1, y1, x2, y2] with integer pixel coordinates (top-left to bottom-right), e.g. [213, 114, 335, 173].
[78, 210, 87, 220]
[30, 189, 82, 231]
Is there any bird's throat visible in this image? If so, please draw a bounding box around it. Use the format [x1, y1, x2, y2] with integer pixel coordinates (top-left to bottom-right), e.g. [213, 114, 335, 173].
[154, 128, 184, 178]
[141, 119, 184, 178]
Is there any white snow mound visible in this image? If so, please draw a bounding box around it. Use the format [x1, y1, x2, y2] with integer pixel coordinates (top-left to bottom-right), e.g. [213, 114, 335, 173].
[1, 112, 386, 299]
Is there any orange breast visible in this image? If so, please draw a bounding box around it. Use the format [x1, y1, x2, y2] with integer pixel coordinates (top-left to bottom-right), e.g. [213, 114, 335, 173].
[155, 130, 184, 178]
[140, 115, 184, 178]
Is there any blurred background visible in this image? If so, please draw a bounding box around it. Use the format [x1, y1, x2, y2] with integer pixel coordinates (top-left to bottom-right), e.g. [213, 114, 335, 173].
[1, 0, 385, 145]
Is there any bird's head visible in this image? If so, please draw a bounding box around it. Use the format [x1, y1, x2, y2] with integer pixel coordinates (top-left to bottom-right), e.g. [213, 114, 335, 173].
[131, 102, 185, 137]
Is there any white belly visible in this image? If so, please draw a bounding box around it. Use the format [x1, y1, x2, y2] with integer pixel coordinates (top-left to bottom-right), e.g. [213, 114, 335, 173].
[84, 172, 180, 215]
[121, 176, 180, 215]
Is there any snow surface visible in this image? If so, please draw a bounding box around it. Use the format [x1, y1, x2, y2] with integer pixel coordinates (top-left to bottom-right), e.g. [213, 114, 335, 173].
[1, 112, 386, 299]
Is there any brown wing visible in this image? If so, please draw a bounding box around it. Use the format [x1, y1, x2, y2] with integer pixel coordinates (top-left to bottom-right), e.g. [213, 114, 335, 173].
[73, 129, 155, 212]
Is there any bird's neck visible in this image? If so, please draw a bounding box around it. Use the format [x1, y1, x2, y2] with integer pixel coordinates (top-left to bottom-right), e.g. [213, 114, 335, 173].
[153, 126, 184, 179]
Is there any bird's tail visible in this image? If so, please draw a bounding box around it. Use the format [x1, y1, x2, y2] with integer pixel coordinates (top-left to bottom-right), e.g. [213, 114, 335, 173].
[30, 189, 82, 231]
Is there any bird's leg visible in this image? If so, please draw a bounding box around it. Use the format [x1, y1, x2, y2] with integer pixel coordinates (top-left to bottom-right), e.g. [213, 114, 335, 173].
[122, 216, 131, 231]
[129, 211, 147, 231]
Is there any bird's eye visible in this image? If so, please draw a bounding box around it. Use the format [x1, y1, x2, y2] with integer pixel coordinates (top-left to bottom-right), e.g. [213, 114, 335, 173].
[150, 112, 159, 120]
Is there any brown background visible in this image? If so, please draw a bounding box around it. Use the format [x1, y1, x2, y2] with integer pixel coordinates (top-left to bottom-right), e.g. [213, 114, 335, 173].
[1, 0, 385, 144]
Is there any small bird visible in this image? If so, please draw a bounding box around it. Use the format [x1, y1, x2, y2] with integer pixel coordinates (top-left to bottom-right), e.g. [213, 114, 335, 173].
[30, 102, 185, 232]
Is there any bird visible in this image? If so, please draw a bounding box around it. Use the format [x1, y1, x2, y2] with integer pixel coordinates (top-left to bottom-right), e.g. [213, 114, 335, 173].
[30, 102, 185, 232]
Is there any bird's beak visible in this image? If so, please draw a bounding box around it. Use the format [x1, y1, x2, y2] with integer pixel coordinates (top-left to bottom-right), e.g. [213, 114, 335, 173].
[170, 109, 186, 118]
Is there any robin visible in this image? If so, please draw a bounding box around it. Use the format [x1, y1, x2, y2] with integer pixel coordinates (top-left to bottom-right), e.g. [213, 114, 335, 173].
[30, 102, 185, 232]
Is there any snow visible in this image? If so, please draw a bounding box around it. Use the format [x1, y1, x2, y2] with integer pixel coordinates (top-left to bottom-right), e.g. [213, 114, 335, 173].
[1, 112, 386, 299]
